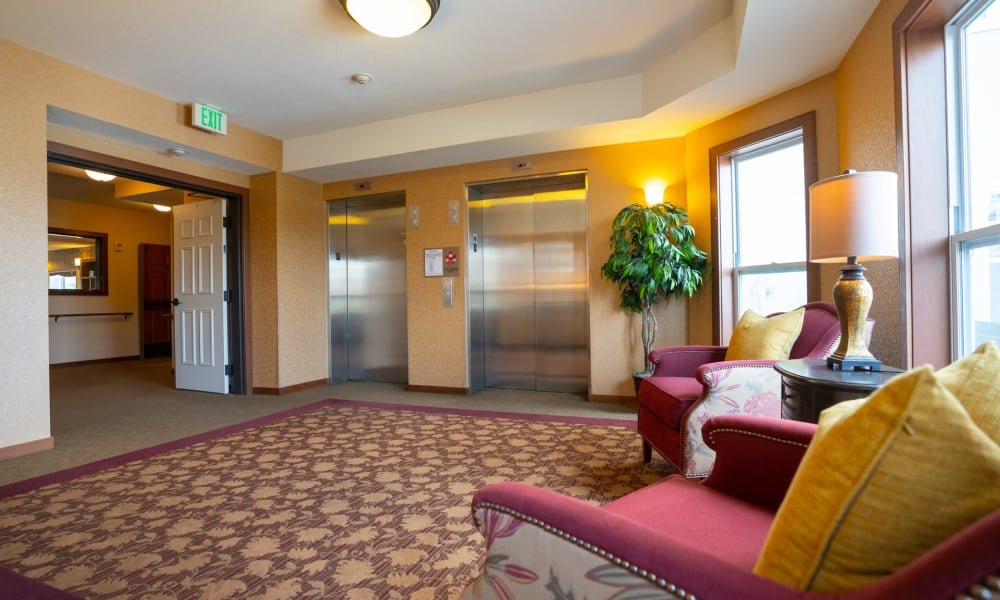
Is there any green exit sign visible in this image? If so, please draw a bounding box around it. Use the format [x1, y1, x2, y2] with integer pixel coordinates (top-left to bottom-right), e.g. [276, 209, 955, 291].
[191, 102, 227, 135]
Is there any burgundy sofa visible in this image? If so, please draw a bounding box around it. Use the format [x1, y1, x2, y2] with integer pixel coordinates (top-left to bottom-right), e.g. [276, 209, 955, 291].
[459, 414, 1000, 599]
[637, 301, 845, 477]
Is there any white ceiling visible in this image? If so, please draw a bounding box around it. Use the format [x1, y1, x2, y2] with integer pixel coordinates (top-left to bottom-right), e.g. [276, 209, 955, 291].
[2, 0, 879, 183]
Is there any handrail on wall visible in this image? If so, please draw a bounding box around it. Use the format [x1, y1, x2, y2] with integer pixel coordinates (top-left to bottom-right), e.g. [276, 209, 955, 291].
[49, 312, 133, 323]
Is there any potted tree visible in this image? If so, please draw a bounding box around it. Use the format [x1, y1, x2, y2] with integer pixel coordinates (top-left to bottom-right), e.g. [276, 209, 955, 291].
[600, 202, 709, 388]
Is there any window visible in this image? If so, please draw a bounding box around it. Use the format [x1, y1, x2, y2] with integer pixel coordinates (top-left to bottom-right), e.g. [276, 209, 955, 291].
[710, 113, 818, 342]
[47, 228, 108, 295]
[949, 0, 1000, 357]
[732, 140, 808, 317]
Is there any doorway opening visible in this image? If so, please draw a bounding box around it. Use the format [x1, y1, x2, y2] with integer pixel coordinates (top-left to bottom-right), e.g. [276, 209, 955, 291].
[467, 172, 589, 395]
[46, 142, 250, 394]
[328, 192, 408, 383]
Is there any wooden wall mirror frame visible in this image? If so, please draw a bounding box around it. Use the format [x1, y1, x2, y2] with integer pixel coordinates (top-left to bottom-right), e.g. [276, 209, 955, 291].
[48, 227, 109, 296]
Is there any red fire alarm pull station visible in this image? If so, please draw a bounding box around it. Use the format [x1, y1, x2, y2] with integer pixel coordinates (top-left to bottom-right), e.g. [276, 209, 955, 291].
[443, 247, 460, 276]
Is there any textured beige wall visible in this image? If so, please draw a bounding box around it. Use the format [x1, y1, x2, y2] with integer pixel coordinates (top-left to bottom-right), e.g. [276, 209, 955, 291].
[324, 138, 689, 397]
[0, 41, 52, 449]
[249, 173, 280, 388]
[684, 74, 842, 345]
[836, 0, 909, 368]
[0, 38, 280, 452]
[47, 198, 172, 363]
[274, 174, 328, 387]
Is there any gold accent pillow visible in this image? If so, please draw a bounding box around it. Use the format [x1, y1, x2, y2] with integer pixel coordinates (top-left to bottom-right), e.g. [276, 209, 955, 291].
[725, 307, 805, 361]
[936, 341, 1000, 443]
[753, 364, 1000, 592]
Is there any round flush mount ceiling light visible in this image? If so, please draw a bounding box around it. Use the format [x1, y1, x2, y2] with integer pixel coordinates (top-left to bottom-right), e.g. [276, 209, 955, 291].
[340, 0, 440, 37]
[84, 169, 116, 182]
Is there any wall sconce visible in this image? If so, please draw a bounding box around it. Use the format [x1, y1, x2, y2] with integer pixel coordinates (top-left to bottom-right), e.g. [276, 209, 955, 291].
[644, 181, 666, 206]
[808, 170, 898, 371]
[73, 257, 82, 267]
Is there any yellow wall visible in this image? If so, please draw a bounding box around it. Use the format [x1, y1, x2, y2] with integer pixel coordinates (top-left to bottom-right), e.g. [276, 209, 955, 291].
[836, 0, 909, 368]
[0, 0, 915, 454]
[324, 137, 690, 396]
[683, 73, 841, 346]
[0, 38, 281, 452]
[47, 198, 172, 363]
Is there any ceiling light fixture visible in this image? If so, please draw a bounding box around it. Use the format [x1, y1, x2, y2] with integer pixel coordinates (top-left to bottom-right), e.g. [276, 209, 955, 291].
[340, 0, 440, 37]
[84, 169, 116, 182]
[153, 204, 172, 213]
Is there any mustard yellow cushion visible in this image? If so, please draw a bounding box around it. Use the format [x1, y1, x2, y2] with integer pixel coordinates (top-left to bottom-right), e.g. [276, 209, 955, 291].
[725, 307, 805, 361]
[753, 366, 1000, 592]
[936, 340, 1000, 443]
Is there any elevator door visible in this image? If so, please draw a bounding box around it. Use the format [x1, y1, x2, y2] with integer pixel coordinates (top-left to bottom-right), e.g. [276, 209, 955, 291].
[468, 173, 588, 394]
[328, 194, 408, 383]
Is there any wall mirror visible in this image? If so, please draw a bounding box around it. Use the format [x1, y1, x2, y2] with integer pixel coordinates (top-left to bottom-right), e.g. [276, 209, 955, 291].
[48, 227, 108, 295]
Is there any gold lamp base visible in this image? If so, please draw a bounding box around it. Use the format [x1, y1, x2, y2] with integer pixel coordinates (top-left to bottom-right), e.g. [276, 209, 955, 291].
[828, 259, 881, 371]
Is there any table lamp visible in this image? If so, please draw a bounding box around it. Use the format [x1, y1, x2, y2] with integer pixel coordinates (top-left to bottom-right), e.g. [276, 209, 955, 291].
[808, 170, 898, 371]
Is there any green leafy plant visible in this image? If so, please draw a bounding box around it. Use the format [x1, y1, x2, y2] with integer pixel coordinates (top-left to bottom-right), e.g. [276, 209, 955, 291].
[600, 202, 709, 374]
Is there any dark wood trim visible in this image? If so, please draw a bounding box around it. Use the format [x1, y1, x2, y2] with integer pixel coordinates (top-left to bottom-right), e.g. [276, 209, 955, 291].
[708, 112, 819, 344]
[587, 394, 637, 406]
[47, 227, 109, 296]
[46, 142, 255, 393]
[893, 0, 958, 368]
[252, 378, 328, 396]
[404, 384, 469, 395]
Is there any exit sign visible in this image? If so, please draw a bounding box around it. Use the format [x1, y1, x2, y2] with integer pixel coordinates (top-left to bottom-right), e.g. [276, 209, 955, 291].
[191, 102, 227, 135]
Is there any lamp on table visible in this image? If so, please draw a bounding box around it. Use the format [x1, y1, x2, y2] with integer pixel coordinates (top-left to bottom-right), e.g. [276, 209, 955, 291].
[808, 170, 899, 371]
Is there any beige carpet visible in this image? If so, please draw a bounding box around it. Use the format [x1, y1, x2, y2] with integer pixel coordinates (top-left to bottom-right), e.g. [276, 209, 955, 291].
[3, 357, 635, 486]
[0, 399, 672, 599]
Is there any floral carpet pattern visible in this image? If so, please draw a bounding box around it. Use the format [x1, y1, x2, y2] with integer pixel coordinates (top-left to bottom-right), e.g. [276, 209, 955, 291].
[0, 400, 674, 599]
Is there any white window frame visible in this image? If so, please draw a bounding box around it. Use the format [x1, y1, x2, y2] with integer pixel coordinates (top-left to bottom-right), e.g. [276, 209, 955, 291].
[946, 0, 998, 359]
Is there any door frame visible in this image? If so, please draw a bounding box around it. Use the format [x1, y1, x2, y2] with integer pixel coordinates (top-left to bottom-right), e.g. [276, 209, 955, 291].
[47, 141, 252, 394]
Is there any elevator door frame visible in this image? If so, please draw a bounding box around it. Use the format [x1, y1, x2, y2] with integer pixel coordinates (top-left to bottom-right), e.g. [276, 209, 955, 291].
[467, 172, 590, 395]
[328, 192, 408, 384]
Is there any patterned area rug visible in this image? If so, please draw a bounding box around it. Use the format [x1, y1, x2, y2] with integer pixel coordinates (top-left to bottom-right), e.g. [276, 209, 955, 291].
[0, 399, 674, 599]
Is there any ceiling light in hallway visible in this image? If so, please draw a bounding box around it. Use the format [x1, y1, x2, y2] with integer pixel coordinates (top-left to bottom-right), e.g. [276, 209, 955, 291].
[84, 169, 116, 182]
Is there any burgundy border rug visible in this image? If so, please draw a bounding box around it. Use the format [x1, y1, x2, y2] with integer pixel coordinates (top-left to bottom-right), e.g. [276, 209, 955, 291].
[0, 399, 674, 599]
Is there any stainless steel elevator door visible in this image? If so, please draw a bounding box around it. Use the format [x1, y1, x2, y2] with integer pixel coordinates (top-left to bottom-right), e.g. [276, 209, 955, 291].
[468, 173, 588, 394]
[328, 195, 408, 383]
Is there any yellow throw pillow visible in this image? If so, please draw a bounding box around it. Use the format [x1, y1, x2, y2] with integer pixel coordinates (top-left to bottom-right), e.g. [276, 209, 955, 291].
[753, 366, 1000, 592]
[936, 340, 1000, 444]
[725, 307, 805, 361]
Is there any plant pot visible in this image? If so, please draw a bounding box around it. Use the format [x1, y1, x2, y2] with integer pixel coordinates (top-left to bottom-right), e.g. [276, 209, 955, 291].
[632, 370, 652, 396]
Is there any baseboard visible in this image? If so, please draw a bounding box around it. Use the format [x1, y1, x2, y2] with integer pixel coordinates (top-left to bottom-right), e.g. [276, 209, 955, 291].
[0, 436, 54, 459]
[587, 394, 637, 406]
[252, 378, 328, 396]
[405, 384, 469, 395]
[50, 355, 142, 368]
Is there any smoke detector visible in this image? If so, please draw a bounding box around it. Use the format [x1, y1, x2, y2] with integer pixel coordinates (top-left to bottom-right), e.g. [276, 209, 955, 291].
[351, 73, 373, 85]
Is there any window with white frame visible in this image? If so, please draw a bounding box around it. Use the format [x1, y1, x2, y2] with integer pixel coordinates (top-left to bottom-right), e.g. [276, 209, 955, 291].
[710, 113, 817, 342]
[949, 0, 1000, 357]
[732, 139, 808, 319]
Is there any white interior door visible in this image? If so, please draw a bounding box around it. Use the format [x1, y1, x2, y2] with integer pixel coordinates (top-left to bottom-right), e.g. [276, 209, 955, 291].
[172, 198, 229, 394]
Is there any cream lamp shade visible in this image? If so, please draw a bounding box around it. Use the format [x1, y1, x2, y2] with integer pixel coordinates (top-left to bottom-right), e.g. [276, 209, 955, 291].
[809, 171, 899, 263]
[340, 0, 440, 37]
[808, 170, 899, 371]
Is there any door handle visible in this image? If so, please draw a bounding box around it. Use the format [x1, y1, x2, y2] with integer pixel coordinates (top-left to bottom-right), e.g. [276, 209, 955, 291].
[171, 298, 181, 306]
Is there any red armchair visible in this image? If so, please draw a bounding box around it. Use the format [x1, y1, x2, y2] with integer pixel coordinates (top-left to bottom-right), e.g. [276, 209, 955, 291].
[637, 301, 846, 477]
[459, 414, 1000, 599]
